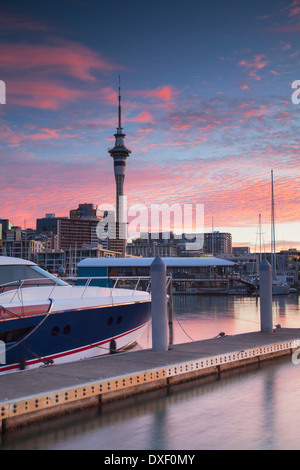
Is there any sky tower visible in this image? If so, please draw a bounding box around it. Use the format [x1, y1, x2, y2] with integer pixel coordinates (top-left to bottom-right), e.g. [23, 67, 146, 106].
[108, 77, 131, 254]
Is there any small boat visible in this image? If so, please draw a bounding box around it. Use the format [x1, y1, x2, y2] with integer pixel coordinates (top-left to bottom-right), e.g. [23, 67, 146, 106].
[272, 279, 290, 295]
[252, 277, 290, 296]
[0, 256, 151, 374]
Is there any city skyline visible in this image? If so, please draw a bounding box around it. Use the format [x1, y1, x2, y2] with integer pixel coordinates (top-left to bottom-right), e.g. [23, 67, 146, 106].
[0, 0, 299, 251]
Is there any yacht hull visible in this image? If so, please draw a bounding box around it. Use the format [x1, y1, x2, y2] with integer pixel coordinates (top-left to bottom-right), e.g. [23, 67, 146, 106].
[0, 299, 151, 374]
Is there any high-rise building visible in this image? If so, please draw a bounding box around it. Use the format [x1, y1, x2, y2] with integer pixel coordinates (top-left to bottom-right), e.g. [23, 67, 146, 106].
[204, 231, 232, 254]
[108, 78, 131, 255]
[57, 218, 100, 251]
[36, 213, 67, 235]
[69, 203, 98, 220]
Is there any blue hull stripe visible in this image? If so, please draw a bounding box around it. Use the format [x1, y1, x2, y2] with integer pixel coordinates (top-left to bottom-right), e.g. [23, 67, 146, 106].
[0, 321, 148, 373]
[0, 300, 151, 373]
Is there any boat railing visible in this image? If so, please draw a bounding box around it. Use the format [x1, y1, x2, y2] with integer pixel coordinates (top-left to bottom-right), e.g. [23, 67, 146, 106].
[0, 276, 172, 302]
[64, 276, 172, 299]
[0, 278, 63, 299]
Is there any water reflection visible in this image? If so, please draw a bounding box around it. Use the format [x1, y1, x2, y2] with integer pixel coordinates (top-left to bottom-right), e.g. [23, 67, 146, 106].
[262, 369, 276, 449]
[170, 294, 300, 344]
[2, 358, 300, 450]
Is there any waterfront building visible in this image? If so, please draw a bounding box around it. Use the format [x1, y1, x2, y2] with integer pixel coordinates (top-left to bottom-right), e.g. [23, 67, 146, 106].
[108, 79, 131, 255]
[279, 248, 300, 266]
[77, 256, 237, 293]
[218, 252, 261, 275]
[36, 206, 106, 252]
[126, 231, 233, 257]
[34, 205, 122, 273]
[0, 236, 42, 261]
[38, 244, 121, 276]
[204, 231, 232, 255]
[0, 221, 42, 261]
[126, 242, 179, 258]
[127, 232, 180, 257]
[219, 250, 299, 288]
[77, 256, 234, 277]
[37, 250, 65, 274]
[277, 249, 300, 287]
[232, 246, 250, 255]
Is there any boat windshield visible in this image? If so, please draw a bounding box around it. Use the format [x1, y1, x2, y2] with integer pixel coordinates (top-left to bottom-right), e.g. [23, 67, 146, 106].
[0, 264, 69, 289]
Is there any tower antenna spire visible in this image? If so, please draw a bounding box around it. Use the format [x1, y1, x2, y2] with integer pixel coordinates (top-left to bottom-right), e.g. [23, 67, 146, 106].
[118, 75, 122, 130]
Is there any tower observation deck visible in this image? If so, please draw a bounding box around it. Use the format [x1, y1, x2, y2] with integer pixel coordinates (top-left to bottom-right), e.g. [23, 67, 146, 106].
[108, 78, 131, 254]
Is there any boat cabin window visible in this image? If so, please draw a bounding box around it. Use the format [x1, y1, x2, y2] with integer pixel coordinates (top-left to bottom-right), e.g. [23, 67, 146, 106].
[0, 265, 68, 287]
[0, 326, 34, 344]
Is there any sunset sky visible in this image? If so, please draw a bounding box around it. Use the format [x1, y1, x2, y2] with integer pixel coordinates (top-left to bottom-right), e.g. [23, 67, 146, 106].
[0, 0, 299, 251]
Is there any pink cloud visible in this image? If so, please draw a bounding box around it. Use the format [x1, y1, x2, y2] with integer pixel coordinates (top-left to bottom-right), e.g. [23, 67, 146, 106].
[0, 118, 80, 146]
[130, 85, 180, 102]
[27, 128, 60, 140]
[238, 54, 268, 81]
[97, 87, 118, 105]
[7, 81, 127, 112]
[244, 105, 272, 118]
[275, 111, 293, 121]
[270, 23, 300, 32]
[129, 111, 154, 123]
[289, 0, 300, 16]
[258, 14, 272, 20]
[238, 55, 268, 70]
[0, 39, 118, 81]
[7, 78, 87, 110]
[138, 127, 154, 134]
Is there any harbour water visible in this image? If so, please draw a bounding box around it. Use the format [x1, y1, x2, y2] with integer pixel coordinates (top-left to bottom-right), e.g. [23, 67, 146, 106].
[1, 294, 299, 450]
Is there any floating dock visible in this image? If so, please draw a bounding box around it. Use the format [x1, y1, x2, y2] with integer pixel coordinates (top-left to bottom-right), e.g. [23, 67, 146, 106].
[1, 327, 300, 433]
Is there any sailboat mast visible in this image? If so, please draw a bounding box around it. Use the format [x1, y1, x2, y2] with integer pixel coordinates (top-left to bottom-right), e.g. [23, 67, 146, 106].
[212, 216, 214, 256]
[259, 213, 262, 264]
[271, 170, 276, 277]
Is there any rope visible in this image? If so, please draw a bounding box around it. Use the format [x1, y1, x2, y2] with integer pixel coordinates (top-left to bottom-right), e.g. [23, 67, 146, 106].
[174, 316, 194, 341]
[4, 300, 54, 353]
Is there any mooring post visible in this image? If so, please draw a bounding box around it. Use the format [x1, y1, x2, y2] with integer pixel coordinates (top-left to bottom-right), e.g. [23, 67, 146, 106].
[150, 255, 169, 351]
[259, 258, 273, 333]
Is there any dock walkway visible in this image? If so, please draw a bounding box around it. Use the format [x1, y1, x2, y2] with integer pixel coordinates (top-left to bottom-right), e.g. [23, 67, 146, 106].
[1, 328, 300, 432]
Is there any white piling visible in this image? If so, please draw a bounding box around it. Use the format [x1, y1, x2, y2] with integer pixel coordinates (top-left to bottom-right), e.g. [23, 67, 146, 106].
[150, 255, 169, 351]
[259, 258, 273, 333]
